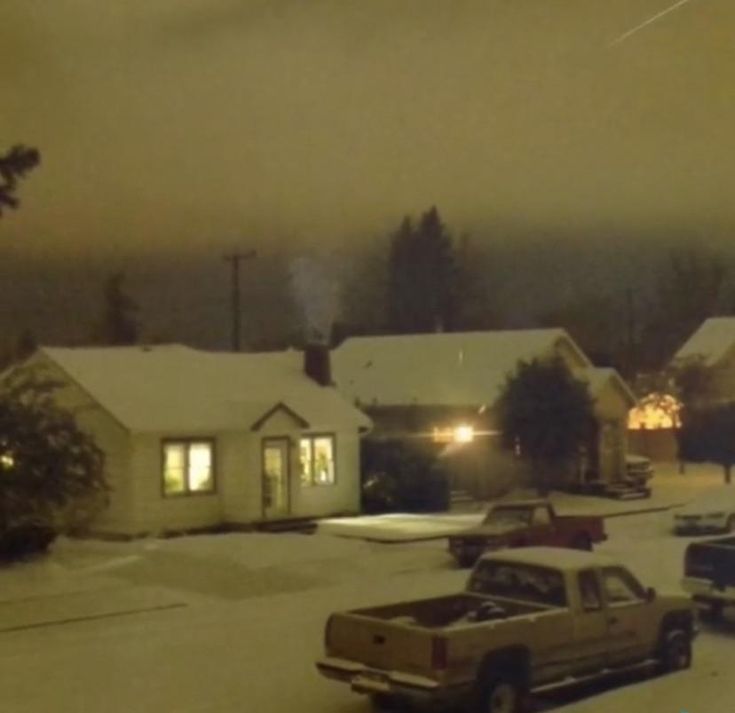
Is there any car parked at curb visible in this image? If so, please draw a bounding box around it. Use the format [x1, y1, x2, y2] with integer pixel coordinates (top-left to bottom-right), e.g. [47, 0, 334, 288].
[447, 500, 606, 568]
[673, 487, 735, 535]
[682, 535, 735, 621]
[317, 548, 696, 713]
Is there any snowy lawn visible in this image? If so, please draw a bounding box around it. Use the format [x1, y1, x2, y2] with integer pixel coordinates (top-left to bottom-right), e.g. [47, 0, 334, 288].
[0, 501, 733, 712]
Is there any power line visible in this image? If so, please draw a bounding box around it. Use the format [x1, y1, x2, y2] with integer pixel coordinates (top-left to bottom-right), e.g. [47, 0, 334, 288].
[223, 250, 256, 352]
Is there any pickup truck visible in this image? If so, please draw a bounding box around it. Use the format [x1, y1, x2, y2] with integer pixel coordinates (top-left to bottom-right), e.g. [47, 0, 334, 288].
[682, 536, 735, 620]
[317, 548, 695, 713]
[448, 500, 606, 568]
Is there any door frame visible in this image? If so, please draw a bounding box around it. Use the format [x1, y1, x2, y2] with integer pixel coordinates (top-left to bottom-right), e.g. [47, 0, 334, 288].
[261, 436, 292, 519]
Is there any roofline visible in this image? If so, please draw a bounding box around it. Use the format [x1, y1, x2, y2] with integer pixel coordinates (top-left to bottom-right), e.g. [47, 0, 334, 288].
[551, 331, 593, 368]
[35, 348, 131, 433]
[250, 401, 310, 431]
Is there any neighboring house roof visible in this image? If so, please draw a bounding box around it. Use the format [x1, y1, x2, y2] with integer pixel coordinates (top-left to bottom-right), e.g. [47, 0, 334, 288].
[672, 317, 735, 367]
[332, 329, 596, 408]
[581, 367, 637, 407]
[28, 345, 371, 434]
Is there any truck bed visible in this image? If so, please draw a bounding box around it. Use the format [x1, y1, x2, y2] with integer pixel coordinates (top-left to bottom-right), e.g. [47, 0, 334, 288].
[352, 593, 550, 629]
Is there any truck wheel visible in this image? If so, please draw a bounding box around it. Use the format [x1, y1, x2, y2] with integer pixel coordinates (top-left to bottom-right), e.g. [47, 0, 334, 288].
[659, 628, 692, 673]
[702, 600, 724, 622]
[473, 674, 524, 713]
[572, 533, 592, 551]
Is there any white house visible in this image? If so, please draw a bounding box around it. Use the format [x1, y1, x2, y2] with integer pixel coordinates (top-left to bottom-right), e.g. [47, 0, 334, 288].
[16, 344, 371, 537]
[332, 329, 635, 492]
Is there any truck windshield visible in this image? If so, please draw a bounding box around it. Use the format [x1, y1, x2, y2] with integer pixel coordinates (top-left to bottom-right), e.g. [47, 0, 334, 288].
[483, 506, 532, 527]
[468, 561, 567, 607]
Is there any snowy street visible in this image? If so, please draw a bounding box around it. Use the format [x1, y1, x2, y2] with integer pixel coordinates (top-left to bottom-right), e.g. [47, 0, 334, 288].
[0, 479, 732, 712]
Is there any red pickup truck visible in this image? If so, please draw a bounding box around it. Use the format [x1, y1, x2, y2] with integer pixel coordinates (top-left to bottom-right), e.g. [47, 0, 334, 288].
[448, 499, 606, 567]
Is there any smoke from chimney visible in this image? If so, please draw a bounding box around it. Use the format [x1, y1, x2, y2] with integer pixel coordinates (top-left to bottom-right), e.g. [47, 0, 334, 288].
[289, 255, 340, 344]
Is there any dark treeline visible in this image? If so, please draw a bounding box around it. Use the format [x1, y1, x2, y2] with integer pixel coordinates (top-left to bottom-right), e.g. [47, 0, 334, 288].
[2, 205, 735, 381]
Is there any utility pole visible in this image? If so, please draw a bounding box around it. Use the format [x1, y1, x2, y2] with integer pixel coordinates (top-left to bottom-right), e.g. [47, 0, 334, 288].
[626, 287, 635, 376]
[223, 250, 256, 352]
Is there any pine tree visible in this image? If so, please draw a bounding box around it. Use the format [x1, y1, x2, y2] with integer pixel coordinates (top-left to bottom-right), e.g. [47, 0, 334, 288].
[97, 272, 140, 346]
[0, 145, 40, 217]
[386, 207, 459, 333]
[496, 357, 596, 495]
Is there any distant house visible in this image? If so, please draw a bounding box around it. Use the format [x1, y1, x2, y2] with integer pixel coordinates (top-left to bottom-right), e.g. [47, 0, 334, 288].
[332, 329, 635, 495]
[12, 345, 370, 537]
[672, 317, 735, 401]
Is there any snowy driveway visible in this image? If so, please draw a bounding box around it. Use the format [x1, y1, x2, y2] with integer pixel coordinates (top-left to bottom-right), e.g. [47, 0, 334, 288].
[0, 508, 731, 713]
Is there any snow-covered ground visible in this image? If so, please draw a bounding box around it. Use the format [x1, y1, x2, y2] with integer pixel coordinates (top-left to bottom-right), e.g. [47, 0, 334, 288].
[0, 465, 732, 713]
[318, 463, 720, 541]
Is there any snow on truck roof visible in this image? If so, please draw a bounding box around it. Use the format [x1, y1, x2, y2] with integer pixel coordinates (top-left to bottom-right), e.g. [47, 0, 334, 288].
[479, 547, 614, 571]
[28, 345, 372, 434]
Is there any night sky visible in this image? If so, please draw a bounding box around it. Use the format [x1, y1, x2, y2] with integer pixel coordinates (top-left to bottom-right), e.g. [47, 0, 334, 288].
[2, 1, 734, 345]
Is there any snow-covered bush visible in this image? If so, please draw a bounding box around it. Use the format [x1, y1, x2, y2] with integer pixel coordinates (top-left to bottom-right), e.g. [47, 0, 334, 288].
[361, 438, 449, 513]
[0, 368, 108, 560]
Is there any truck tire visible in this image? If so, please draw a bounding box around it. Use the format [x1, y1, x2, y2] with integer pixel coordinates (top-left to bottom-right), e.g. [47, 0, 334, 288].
[658, 628, 692, 673]
[473, 673, 524, 713]
[702, 600, 724, 622]
[572, 533, 592, 551]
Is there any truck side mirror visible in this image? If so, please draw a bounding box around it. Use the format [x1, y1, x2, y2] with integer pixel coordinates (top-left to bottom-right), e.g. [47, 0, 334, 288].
[645, 587, 656, 603]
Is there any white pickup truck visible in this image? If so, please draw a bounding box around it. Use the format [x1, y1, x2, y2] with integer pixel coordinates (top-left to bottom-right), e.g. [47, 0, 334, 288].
[317, 548, 695, 713]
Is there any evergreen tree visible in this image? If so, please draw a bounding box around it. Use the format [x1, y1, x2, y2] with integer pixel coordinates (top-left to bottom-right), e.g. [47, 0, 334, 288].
[16, 329, 37, 361]
[496, 357, 596, 495]
[98, 272, 140, 346]
[0, 368, 107, 558]
[0, 145, 40, 217]
[386, 207, 459, 333]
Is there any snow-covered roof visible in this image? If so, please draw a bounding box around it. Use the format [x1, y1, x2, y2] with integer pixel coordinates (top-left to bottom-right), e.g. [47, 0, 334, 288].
[673, 317, 735, 367]
[33, 345, 371, 434]
[581, 367, 636, 406]
[332, 329, 597, 408]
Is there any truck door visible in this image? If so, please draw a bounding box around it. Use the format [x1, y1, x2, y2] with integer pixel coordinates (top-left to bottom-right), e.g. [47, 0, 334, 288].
[571, 569, 608, 673]
[600, 566, 649, 666]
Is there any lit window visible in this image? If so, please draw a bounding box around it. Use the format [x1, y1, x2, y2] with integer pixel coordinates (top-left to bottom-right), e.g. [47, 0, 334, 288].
[299, 434, 335, 486]
[162, 440, 215, 496]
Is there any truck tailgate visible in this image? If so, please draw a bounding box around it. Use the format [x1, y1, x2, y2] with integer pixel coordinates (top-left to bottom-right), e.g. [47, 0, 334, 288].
[327, 612, 438, 675]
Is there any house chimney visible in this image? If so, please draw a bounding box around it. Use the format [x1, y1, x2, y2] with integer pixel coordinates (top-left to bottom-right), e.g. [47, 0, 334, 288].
[303, 342, 332, 386]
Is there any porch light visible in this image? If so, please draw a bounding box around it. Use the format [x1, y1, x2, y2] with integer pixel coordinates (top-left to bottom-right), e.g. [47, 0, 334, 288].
[452, 425, 474, 443]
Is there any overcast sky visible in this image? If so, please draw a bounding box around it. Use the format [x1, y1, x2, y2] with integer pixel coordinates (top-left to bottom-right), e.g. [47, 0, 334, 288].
[2, 0, 734, 262]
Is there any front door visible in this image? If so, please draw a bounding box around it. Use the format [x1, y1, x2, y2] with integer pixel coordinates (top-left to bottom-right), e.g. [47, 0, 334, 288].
[262, 438, 290, 519]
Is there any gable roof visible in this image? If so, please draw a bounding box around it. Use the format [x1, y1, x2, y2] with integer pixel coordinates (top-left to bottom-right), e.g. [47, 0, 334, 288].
[673, 317, 735, 367]
[29, 345, 371, 434]
[332, 329, 594, 407]
[581, 367, 637, 407]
